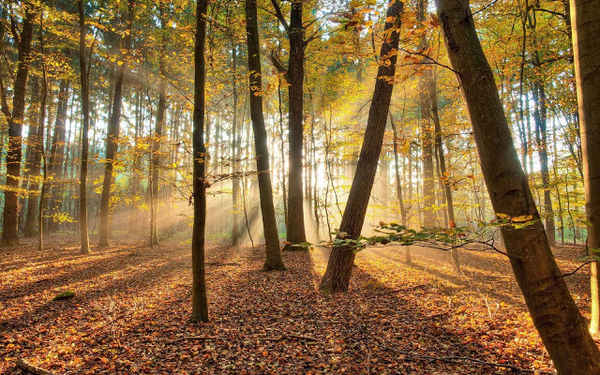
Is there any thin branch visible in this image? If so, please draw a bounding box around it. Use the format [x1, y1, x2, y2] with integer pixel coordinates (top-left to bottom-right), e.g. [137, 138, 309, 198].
[398, 47, 458, 74]
[270, 0, 290, 32]
[557, 261, 597, 278]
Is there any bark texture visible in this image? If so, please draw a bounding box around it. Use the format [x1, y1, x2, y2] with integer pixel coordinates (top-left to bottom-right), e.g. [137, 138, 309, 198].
[437, 0, 600, 373]
[571, 0, 600, 338]
[78, 0, 90, 254]
[1, 6, 34, 246]
[285, 0, 307, 247]
[320, 1, 403, 293]
[191, 0, 209, 323]
[245, 0, 286, 271]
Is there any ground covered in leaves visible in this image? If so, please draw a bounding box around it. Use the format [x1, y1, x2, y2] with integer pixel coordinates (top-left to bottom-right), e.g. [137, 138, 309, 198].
[1, 234, 596, 374]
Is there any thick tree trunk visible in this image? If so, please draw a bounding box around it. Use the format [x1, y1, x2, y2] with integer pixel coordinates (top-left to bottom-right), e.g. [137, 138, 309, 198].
[245, 0, 286, 271]
[285, 0, 307, 248]
[78, 0, 90, 254]
[1, 6, 34, 246]
[98, 1, 134, 247]
[571, 0, 600, 339]
[191, 0, 209, 323]
[320, 1, 403, 293]
[437, 0, 600, 373]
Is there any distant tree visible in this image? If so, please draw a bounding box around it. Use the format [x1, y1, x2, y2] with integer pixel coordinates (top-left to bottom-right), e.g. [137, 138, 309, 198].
[436, 0, 600, 372]
[98, 0, 134, 247]
[320, 0, 403, 293]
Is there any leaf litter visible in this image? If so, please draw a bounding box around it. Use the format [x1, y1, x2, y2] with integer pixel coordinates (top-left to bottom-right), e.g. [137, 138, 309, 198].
[0, 234, 595, 374]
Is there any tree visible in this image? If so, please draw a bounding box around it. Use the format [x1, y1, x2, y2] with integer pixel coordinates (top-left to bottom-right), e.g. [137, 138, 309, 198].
[78, 0, 91, 255]
[570, 0, 600, 337]
[320, 0, 404, 294]
[245, 0, 286, 271]
[435, 0, 600, 372]
[270, 0, 308, 249]
[98, 0, 134, 247]
[191, 0, 209, 323]
[0, 3, 35, 246]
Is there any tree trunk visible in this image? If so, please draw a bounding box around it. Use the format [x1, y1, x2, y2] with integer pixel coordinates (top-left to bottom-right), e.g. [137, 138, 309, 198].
[284, 0, 307, 248]
[417, 0, 436, 228]
[231, 44, 241, 246]
[46, 79, 70, 233]
[98, 1, 134, 247]
[22, 76, 44, 238]
[320, 1, 403, 293]
[245, 0, 286, 270]
[532, 76, 556, 247]
[150, 4, 167, 247]
[389, 114, 406, 226]
[437, 0, 600, 373]
[1, 6, 34, 246]
[78, 0, 90, 254]
[191, 0, 209, 323]
[571, 0, 600, 339]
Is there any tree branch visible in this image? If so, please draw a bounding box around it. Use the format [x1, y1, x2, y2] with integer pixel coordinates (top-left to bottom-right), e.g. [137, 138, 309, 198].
[270, 0, 289, 32]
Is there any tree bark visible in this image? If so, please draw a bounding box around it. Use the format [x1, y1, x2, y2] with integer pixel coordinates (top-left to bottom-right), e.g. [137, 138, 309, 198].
[1, 5, 34, 246]
[98, 1, 134, 247]
[191, 0, 209, 323]
[571, 0, 600, 339]
[245, 0, 286, 271]
[78, 0, 90, 254]
[320, 1, 403, 293]
[437, 0, 600, 373]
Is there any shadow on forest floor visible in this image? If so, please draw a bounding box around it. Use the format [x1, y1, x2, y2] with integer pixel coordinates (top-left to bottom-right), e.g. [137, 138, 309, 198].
[1, 234, 586, 374]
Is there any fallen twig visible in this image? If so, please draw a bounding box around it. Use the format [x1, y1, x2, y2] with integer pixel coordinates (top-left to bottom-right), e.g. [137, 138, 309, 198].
[16, 358, 54, 375]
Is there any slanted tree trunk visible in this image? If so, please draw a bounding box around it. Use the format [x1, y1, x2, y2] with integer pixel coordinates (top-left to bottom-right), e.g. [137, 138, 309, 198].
[78, 0, 91, 254]
[320, 1, 403, 293]
[1, 5, 34, 246]
[98, 0, 134, 247]
[191, 0, 209, 323]
[571, 0, 600, 339]
[437, 0, 600, 372]
[245, 0, 286, 271]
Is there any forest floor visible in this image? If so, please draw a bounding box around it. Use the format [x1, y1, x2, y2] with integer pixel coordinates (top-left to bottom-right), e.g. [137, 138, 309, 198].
[0, 233, 595, 374]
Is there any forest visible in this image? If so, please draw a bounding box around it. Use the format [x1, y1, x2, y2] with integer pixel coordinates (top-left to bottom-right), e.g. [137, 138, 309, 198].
[2, 0, 600, 373]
